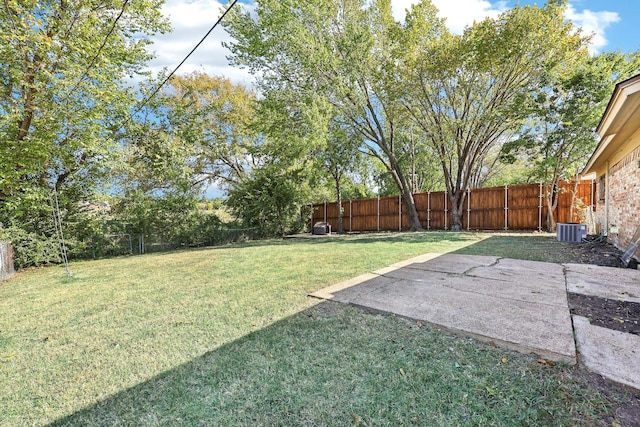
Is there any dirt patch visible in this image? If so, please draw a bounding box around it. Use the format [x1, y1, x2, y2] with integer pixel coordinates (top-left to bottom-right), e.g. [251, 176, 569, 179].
[568, 293, 640, 335]
[564, 366, 640, 427]
[566, 235, 637, 268]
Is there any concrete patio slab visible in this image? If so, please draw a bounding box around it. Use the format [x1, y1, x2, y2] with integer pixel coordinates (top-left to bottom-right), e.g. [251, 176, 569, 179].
[564, 263, 640, 304]
[573, 315, 640, 390]
[469, 258, 566, 286]
[310, 253, 576, 364]
[404, 253, 499, 275]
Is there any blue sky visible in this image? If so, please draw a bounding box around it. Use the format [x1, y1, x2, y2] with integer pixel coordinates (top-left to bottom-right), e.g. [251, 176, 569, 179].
[507, 0, 639, 53]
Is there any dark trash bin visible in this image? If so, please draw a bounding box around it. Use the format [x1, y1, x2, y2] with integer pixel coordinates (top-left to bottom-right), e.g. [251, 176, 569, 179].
[313, 222, 331, 235]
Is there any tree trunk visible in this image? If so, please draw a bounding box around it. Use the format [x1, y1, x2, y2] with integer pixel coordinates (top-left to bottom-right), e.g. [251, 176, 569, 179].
[387, 156, 423, 231]
[449, 190, 466, 231]
[336, 181, 344, 233]
[402, 187, 422, 231]
[546, 182, 559, 232]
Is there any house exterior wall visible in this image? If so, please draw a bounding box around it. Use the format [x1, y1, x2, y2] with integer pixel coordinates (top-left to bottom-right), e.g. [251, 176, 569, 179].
[593, 133, 640, 253]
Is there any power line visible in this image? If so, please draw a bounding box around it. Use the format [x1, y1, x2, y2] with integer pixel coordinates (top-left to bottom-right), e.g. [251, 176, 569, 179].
[66, 0, 131, 97]
[131, 0, 239, 117]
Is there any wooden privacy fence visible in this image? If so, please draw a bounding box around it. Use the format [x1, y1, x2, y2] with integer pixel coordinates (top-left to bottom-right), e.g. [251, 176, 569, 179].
[310, 181, 595, 232]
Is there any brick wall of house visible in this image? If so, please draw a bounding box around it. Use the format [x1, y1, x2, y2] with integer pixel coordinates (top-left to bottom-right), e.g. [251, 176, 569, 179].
[604, 144, 640, 253]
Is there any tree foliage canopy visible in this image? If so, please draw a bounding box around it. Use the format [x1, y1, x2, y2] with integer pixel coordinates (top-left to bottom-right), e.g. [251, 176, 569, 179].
[1, 0, 169, 196]
[2, 0, 640, 260]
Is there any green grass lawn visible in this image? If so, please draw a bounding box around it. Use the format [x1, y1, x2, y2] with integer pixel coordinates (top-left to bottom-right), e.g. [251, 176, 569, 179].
[0, 232, 627, 426]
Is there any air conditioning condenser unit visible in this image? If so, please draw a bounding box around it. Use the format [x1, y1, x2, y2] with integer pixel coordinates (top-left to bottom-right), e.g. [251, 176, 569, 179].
[557, 223, 586, 243]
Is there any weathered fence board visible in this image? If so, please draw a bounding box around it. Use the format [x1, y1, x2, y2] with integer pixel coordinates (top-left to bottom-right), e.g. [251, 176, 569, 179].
[310, 181, 595, 233]
[0, 241, 15, 281]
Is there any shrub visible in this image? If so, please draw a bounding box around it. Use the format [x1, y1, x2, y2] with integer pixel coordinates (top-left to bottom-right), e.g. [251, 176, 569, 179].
[0, 226, 60, 269]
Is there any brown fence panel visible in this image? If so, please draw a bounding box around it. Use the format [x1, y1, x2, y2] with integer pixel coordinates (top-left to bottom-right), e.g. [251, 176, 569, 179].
[556, 180, 595, 224]
[465, 186, 506, 230]
[507, 183, 543, 230]
[413, 193, 429, 229]
[428, 191, 447, 229]
[378, 195, 401, 231]
[556, 184, 573, 224]
[351, 198, 378, 231]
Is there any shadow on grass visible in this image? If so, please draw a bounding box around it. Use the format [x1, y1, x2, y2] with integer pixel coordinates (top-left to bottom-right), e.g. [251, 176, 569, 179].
[49, 301, 610, 427]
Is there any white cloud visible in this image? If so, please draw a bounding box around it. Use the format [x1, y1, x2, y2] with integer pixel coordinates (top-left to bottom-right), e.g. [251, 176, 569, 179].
[392, 0, 508, 33]
[431, 0, 507, 33]
[146, 0, 254, 85]
[565, 5, 620, 54]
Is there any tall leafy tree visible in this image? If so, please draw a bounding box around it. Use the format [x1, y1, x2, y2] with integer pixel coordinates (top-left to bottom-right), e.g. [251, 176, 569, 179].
[223, 0, 445, 231]
[501, 51, 640, 230]
[226, 161, 309, 237]
[315, 119, 363, 233]
[0, 0, 169, 216]
[402, 0, 586, 230]
[161, 72, 258, 189]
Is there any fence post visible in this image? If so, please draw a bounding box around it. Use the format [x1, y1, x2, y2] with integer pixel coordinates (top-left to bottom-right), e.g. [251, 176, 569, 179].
[504, 184, 509, 230]
[323, 201, 327, 223]
[538, 182, 543, 232]
[467, 188, 471, 231]
[427, 191, 431, 230]
[444, 191, 448, 230]
[399, 195, 402, 231]
[349, 199, 353, 233]
[377, 196, 380, 232]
